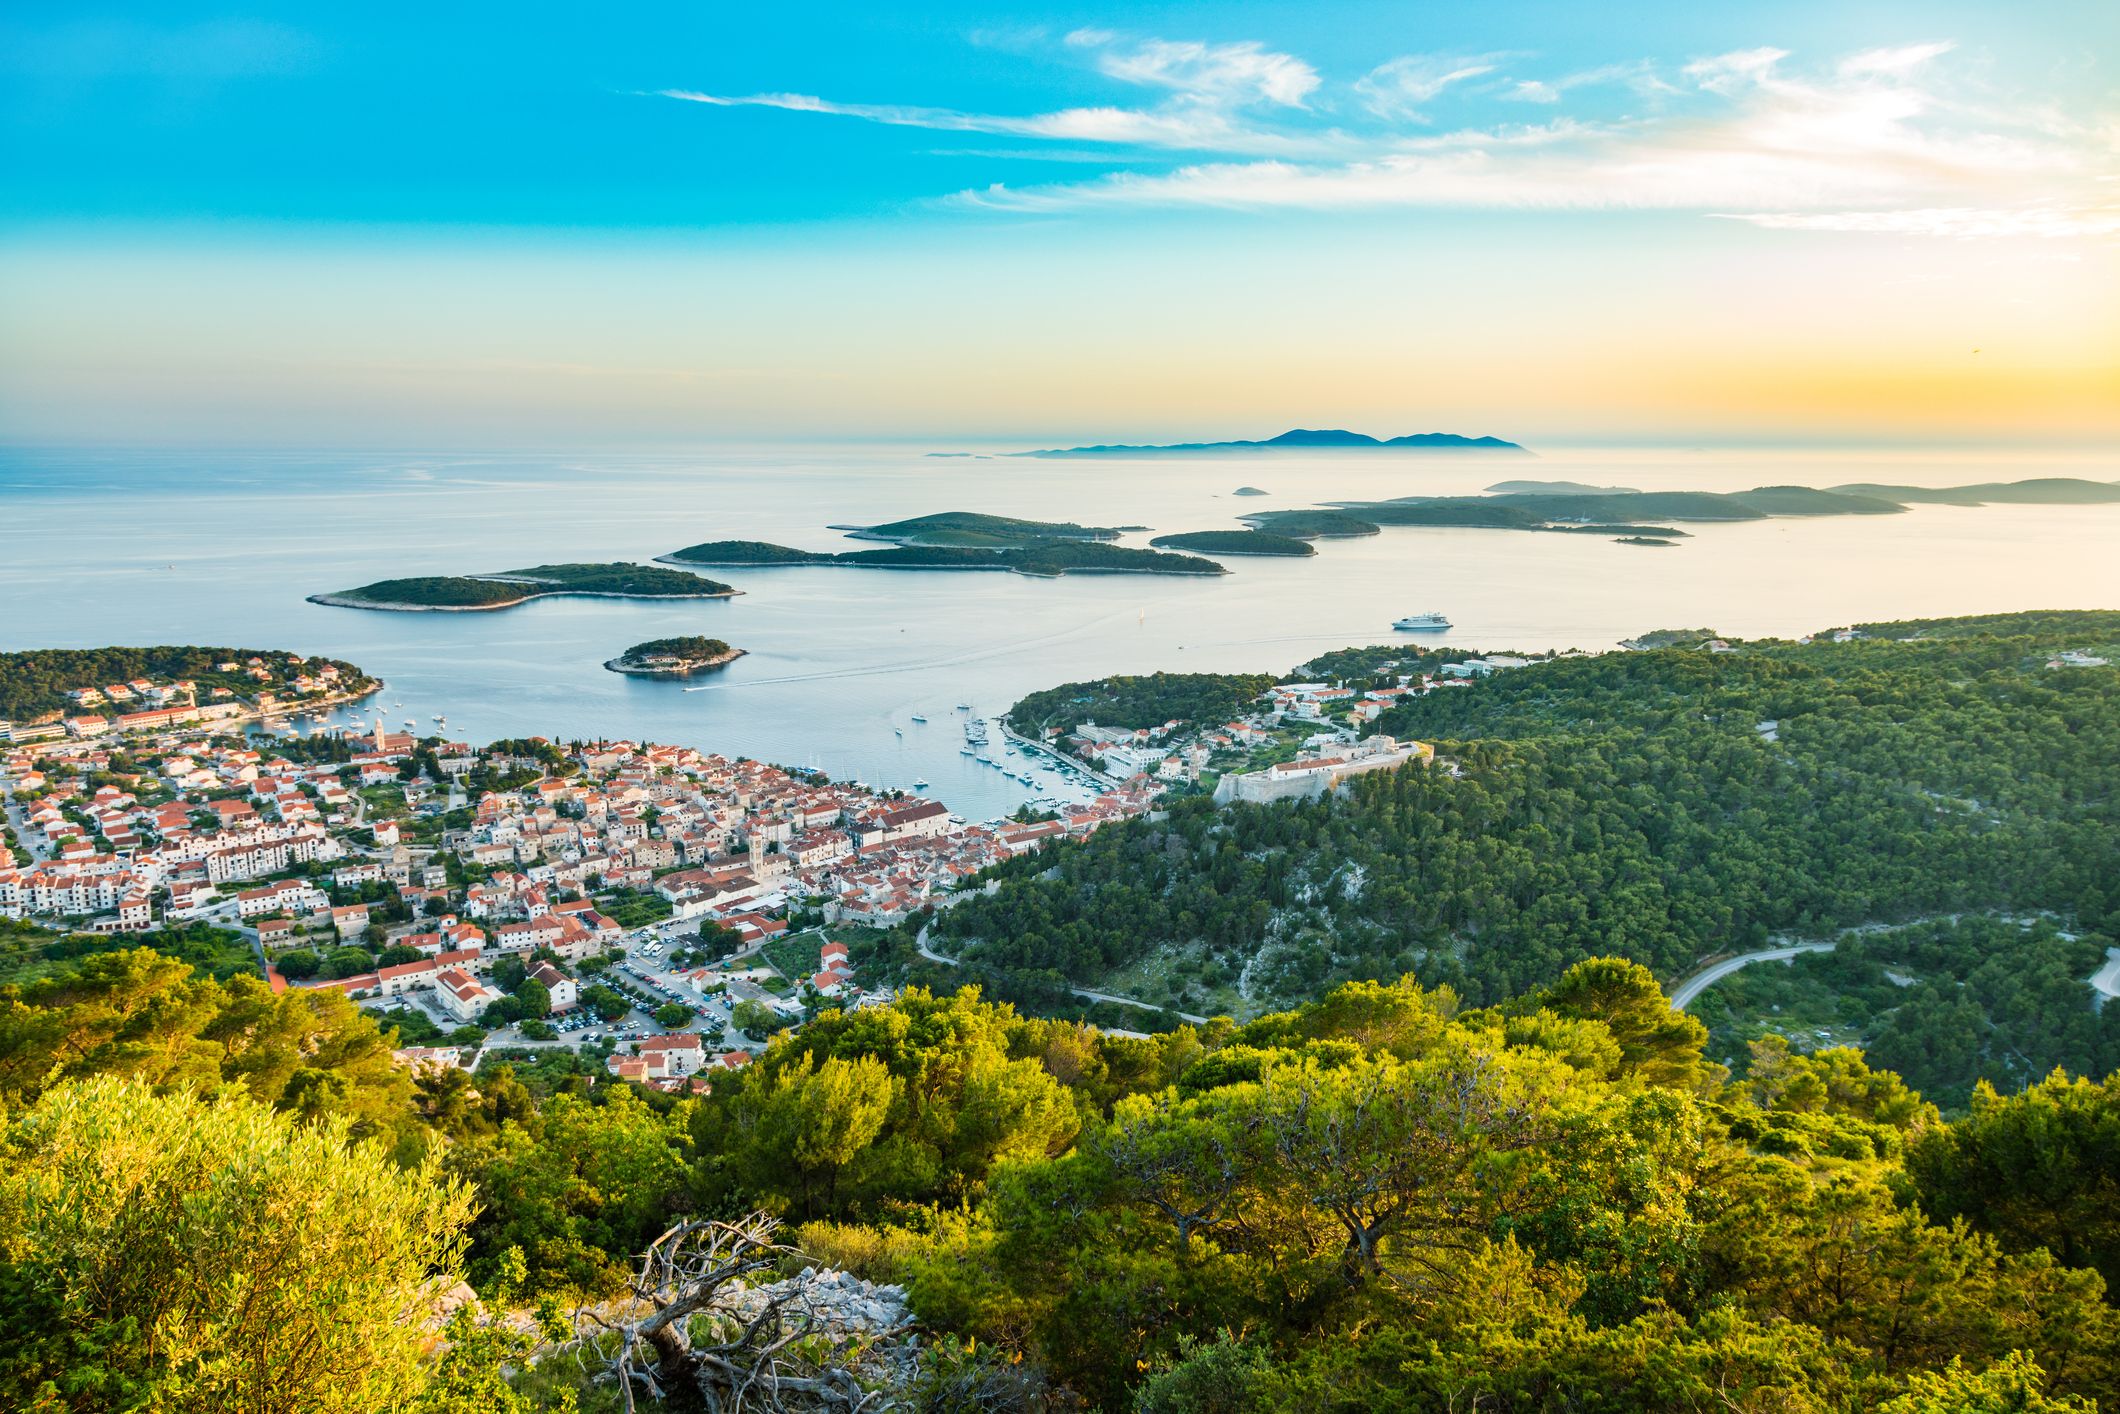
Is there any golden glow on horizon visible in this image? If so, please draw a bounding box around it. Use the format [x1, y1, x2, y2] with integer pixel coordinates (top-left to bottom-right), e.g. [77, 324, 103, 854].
[1, 219, 2115, 446]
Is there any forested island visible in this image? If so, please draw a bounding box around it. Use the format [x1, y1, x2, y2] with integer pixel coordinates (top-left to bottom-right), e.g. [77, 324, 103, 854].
[603, 636, 745, 676]
[1212, 476, 2120, 551]
[664, 513, 1224, 578]
[0, 646, 375, 723]
[839, 511, 1127, 546]
[937, 611, 2120, 1055]
[1147, 529, 1316, 557]
[310, 562, 737, 611]
[1019, 427, 1530, 456]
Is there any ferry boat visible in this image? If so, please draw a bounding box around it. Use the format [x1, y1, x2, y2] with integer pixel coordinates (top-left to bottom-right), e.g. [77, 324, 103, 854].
[1393, 612, 1452, 632]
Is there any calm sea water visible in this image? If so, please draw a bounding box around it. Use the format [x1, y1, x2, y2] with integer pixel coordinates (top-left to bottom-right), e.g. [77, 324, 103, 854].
[3, 443, 2116, 821]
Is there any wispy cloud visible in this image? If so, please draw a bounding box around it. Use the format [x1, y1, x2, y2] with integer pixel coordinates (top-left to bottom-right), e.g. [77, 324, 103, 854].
[660, 31, 1333, 157]
[1094, 37, 1320, 108]
[658, 88, 1333, 156]
[1353, 54, 1506, 119]
[662, 34, 2118, 239]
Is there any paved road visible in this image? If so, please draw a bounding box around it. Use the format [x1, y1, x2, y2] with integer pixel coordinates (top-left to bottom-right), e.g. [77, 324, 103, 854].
[916, 921, 1210, 1025]
[1667, 943, 1837, 1011]
[2090, 948, 2120, 1011]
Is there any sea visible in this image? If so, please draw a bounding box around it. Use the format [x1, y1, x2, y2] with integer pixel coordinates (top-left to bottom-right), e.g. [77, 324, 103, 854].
[3, 442, 2116, 822]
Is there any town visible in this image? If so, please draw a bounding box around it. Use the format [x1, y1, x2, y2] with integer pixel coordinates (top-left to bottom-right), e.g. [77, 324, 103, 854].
[0, 646, 1542, 1094]
[1, 685, 1169, 1091]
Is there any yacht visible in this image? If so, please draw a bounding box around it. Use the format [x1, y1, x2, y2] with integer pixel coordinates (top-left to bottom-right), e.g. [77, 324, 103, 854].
[910, 714, 928, 724]
[912, 777, 929, 788]
[1393, 612, 1452, 632]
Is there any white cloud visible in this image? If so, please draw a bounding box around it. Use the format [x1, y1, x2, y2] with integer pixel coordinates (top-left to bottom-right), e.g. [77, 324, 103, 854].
[658, 89, 1327, 156]
[1497, 60, 1672, 105]
[1094, 38, 1320, 107]
[1353, 54, 1502, 118]
[663, 36, 2117, 241]
[1840, 41, 1956, 76]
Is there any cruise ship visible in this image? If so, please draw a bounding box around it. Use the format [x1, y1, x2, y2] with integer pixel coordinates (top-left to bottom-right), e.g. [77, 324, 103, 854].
[1393, 612, 1452, 631]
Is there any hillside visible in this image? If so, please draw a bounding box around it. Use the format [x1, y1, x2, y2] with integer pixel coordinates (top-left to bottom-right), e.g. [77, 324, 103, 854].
[312, 562, 735, 611]
[1008, 670, 1279, 733]
[11, 942, 2118, 1411]
[935, 613, 2120, 1029]
[1146, 529, 1316, 557]
[659, 539, 835, 565]
[0, 646, 373, 722]
[847, 511, 1124, 545]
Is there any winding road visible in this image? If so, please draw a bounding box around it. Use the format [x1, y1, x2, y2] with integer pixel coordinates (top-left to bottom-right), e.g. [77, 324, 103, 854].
[914, 920, 1210, 1025]
[1666, 943, 1837, 1011]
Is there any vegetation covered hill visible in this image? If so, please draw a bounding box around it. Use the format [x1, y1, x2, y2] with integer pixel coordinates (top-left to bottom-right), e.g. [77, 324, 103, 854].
[1008, 671, 1279, 734]
[315, 562, 735, 610]
[606, 637, 742, 675]
[0, 646, 372, 721]
[1147, 529, 1316, 556]
[937, 613, 2120, 1025]
[851, 511, 1123, 545]
[658, 539, 835, 564]
[6, 940, 2118, 1411]
[1238, 509, 1383, 538]
[667, 539, 1225, 578]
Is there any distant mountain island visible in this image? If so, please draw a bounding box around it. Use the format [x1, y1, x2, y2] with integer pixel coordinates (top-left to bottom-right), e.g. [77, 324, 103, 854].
[1017, 428, 1529, 457]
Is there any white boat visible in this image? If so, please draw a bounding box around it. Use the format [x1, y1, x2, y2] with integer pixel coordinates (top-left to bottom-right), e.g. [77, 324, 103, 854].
[910, 714, 928, 724]
[912, 778, 929, 788]
[1393, 612, 1452, 631]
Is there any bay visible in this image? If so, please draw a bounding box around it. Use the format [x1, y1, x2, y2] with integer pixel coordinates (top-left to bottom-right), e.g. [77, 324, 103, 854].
[3, 442, 2116, 822]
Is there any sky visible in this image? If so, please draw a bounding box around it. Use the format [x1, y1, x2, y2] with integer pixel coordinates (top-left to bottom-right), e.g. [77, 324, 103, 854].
[1, 2, 2116, 448]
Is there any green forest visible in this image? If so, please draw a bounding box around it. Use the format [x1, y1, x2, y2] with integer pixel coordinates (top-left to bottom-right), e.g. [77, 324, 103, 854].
[1146, 530, 1316, 556]
[5, 943, 2118, 1411]
[322, 563, 735, 609]
[0, 645, 372, 721]
[940, 613, 2120, 1024]
[1008, 671, 1281, 734]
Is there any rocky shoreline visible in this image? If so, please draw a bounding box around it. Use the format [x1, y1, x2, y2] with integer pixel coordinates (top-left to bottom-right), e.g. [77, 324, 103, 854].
[603, 648, 747, 676]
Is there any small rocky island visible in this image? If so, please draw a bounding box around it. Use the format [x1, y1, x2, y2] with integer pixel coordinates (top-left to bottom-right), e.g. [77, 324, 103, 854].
[605, 636, 746, 676]
[310, 562, 737, 612]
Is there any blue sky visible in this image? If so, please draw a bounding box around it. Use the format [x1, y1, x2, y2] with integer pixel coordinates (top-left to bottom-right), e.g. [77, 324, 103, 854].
[2, 2, 2115, 444]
